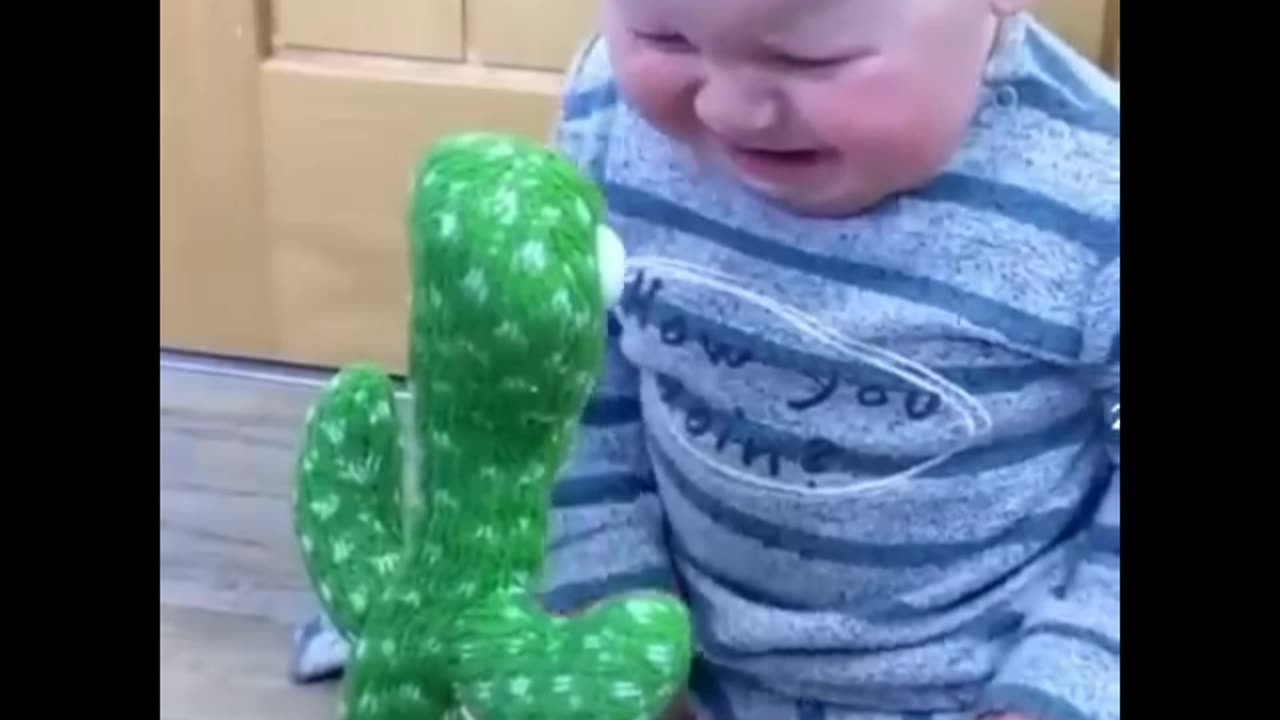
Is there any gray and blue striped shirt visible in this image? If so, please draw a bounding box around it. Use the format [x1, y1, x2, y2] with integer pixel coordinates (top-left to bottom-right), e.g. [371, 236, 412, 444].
[541, 14, 1118, 720]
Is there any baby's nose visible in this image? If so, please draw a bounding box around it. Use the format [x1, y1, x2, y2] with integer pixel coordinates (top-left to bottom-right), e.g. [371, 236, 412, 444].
[693, 70, 779, 137]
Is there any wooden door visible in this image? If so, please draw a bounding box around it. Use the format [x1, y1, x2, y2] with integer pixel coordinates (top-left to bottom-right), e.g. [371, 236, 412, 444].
[160, 0, 599, 373]
[160, 0, 1117, 375]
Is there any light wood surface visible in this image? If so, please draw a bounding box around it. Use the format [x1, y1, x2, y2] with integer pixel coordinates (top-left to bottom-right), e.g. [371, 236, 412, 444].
[260, 52, 563, 370]
[160, 357, 322, 624]
[159, 0, 276, 357]
[274, 0, 464, 60]
[1102, 0, 1120, 75]
[1035, 0, 1110, 67]
[466, 0, 600, 70]
[161, 604, 340, 720]
[160, 355, 350, 718]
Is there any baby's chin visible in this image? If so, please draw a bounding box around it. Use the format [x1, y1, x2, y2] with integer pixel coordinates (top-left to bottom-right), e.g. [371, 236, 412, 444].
[722, 156, 892, 219]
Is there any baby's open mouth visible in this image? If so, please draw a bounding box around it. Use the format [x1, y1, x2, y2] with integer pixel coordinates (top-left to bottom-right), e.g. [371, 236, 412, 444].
[721, 145, 831, 186]
[732, 147, 823, 165]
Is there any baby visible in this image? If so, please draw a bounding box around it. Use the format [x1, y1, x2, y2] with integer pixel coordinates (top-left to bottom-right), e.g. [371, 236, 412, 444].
[292, 1, 1119, 719]
[539, 1, 1118, 719]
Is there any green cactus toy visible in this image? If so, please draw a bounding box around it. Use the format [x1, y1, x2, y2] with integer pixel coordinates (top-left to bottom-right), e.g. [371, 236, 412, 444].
[291, 132, 693, 720]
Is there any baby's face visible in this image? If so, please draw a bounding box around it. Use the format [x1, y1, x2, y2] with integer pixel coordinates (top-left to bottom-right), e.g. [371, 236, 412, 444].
[603, 0, 1007, 216]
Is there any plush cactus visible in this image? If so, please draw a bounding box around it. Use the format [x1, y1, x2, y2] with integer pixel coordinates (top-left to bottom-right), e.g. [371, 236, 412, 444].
[292, 132, 693, 720]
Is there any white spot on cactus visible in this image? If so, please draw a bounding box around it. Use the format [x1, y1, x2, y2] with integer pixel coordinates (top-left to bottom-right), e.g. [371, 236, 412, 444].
[331, 538, 352, 563]
[421, 169, 437, 187]
[569, 695, 583, 709]
[509, 676, 531, 697]
[355, 639, 368, 659]
[310, 495, 340, 521]
[463, 267, 489, 303]
[402, 590, 421, 607]
[646, 644, 673, 665]
[381, 639, 396, 657]
[583, 635, 602, 650]
[541, 206, 562, 222]
[339, 457, 377, 485]
[299, 534, 313, 555]
[358, 693, 378, 712]
[371, 553, 398, 575]
[319, 582, 332, 603]
[552, 675, 572, 693]
[506, 637, 525, 654]
[611, 681, 640, 699]
[502, 605, 524, 620]
[350, 588, 368, 613]
[550, 288, 571, 315]
[499, 377, 531, 394]
[438, 212, 458, 240]
[433, 488, 458, 508]
[496, 320, 526, 345]
[495, 188, 519, 225]
[474, 681, 492, 700]
[305, 404, 316, 423]
[486, 142, 514, 159]
[431, 431, 454, 450]
[323, 421, 345, 446]
[575, 197, 592, 227]
[475, 525, 496, 542]
[516, 240, 548, 272]
[398, 684, 422, 701]
[458, 581, 477, 597]
[626, 598, 657, 625]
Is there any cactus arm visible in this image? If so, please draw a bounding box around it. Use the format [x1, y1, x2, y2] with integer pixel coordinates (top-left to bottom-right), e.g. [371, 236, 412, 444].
[294, 364, 406, 638]
[450, 589, 692, 720]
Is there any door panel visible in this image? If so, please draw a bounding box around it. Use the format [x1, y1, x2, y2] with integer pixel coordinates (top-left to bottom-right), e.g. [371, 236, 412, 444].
[261, 54, 561, 368]
[1035, 0, 1115, 70]
[160, 0, 1119, 370]
[160, 0, 276, 357]
[274, 0, 464, 60]
[467, 0, 600, 70]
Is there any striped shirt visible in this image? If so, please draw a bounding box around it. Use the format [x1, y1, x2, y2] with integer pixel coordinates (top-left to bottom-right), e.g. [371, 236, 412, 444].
[540, 13, 1119, 720]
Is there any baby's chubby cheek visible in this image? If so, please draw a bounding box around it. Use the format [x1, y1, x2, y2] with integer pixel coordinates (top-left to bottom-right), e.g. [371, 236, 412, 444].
[808, 72, 965, 192]
[613, 56, 701, 141]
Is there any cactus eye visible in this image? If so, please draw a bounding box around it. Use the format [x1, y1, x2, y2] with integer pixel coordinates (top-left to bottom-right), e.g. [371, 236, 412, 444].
[596, 225, 626, 308]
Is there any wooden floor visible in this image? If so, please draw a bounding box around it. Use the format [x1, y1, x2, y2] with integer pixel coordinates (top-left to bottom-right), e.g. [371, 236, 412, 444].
[160, 351, 354, 719]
